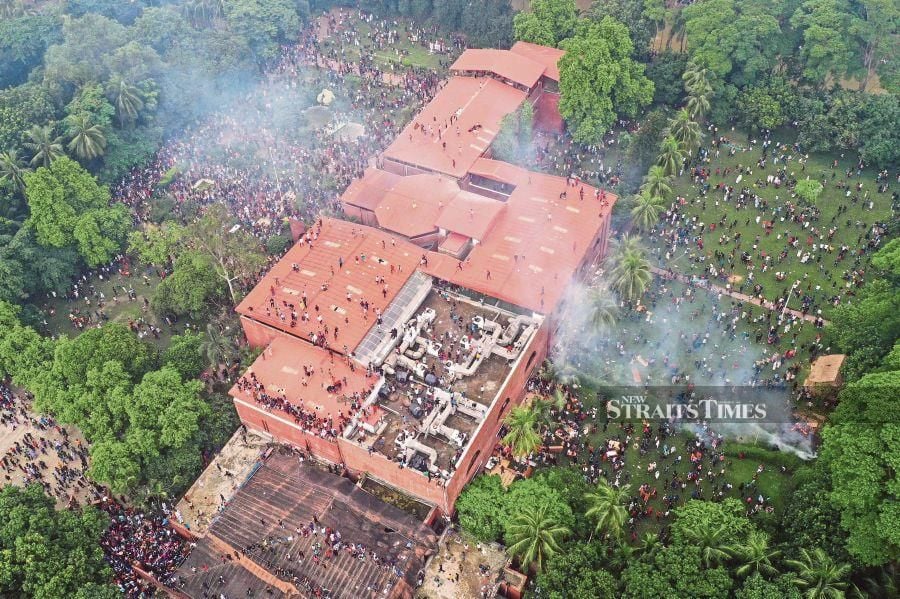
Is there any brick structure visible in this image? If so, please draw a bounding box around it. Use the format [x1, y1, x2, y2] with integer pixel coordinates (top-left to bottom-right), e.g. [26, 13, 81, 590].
[230, 42, 616, 517]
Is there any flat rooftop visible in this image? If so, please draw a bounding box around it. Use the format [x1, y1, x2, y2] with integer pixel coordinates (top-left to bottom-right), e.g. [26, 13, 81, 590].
[381, 76, 527, 178]
[236, 218, 424, 351]
[346, 288, 539, 476]
[231, 335, 381, 439]
[424, 159, 615, 314]
[172, 452, 438, 599]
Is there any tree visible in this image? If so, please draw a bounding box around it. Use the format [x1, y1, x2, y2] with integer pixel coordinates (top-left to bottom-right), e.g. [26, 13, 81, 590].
[686, 84, 712, 121]
[729, 530, 781, 578]
[461, 0, 514, 48]
[640, 165, 672, 200]
[0, 15, 62, 89]
[502, 405, 542, 457]
[737, 84, 787, 131]
[0, 149, 29, 195]
[153, 251, 225, 317]
[0, 84, 57, 156]
[785, 547, 851, 598]
[656, 134, 683, 177]
[588, 284, 619, 331]
[780, 467, 852, 565]
[72, 203, 130, 267]
[646, 51, 688, 106]
[682, 0, 783, 86]
[558, 17, 654, 144]
[492, 102, 534, 165]
[631, 191, 665, 232]
[505, 504, 571, 573]
[736, 574, 802, 599]
[584, 478, 630, 540]
[589, 0, 658, 60]
[625, 108, 668, 171]
[790, 0, 856, 87]
[223, 0, 305, 61]
[667, 108, 702, 157]
[513, 0, 579, 47]
[65, 113, 107, 161]
[0, 485, 116, 598]
[682, 61, 713, 96]
[671, 499, 753, 567]
[455, 474, 507, 542]
[110, 79, 144, 127]
[607, 236, 651, 303]
[794, 179, 824, 203]
[127, 221, 186, 266]
[857, 93, 900, 168]
[622, 544, 735, 599]
[163, 331, 206, 380]
[24, 125, 65, 168]
[533, 541, 617, 599]
[186, 204, 266, 304]
[198, 322, 237, 370]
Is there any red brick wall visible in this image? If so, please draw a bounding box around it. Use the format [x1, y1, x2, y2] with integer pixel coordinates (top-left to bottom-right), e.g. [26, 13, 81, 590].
[337, 437, 448, 508]
[233, 398, 343, 464]
[444, 324, 549, 508]
[239, 315, 281, 349]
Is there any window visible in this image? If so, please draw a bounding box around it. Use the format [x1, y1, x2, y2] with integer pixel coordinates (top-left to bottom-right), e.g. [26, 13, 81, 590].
[466, 450, 482, 474]
[497, 397, 511, 421]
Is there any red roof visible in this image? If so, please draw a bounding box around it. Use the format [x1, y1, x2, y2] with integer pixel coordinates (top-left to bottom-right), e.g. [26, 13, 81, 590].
[439, 232, 471, 255]
[236, 218, 423, 351]
[373, 174, 460, 238]
[424, 160, 616, 314]
[510, 42, 565, 82]
[230, 335, 380, 431]
[435, 193, 505, 241]
[341, 167, 401, 211]
[382, 77, 527, 178]
[450, 49, 545, 89]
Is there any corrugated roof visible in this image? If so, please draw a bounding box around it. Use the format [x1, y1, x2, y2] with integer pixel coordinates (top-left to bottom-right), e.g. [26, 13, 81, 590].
[510, 41, 565, 81]
[382, 76, 527, 178]
[424, 160, 616, 314]
[450, 48, 546, 89]
[341, 167, 402, 211]
[236, 218, 423, 351]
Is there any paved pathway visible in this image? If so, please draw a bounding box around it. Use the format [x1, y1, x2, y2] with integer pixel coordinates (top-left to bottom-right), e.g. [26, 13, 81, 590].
[649, 266, 829, 325]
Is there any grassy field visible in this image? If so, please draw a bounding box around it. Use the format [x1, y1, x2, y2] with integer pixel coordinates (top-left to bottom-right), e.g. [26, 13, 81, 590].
[646, 131, 893, 319]
[318, 16, 449, 71]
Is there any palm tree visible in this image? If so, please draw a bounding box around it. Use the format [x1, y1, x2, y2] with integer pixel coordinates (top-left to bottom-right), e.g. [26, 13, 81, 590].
[729, 530, 781, 578]
[656, 135, 684, 177]
[631, 191, 665, 232]
[785, 548, 851, 599]
[638, 531, 661, 556]
[183, 0, 224, 26]
[0, 0, 25, 18]
[668, 108, 702, 157]
[112, 79, 144, 127]
[682, 62, 712, 95]
[0, 150, 29, 195]
[588, 284, 619, 331]
[66, 114, 107, 161]
[584, 479, 630, 541]
[502, 405, 542, 457]
[686, 82, 713, 121]
[607, 238, 652, 303]
[640, 165, 672, 200]
[505, 504, 571, 573]
[681, 524, 731, 568]
[24, 125, 65, 168]
[199, 323, 233, 370]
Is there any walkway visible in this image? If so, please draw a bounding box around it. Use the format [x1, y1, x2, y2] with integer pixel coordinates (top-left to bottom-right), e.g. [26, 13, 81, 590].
[649, 266, 829, 325]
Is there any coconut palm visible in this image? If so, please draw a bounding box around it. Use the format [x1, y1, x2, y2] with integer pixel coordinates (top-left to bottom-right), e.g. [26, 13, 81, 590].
[686, 83, 713, 121]
[584, 479, 630, 541]
[640, 165, 672, 200]
[0, 0, 25, 18]
[631, 191, 665, 232]
[199, 323, 234, 370]
[656, 135, 684, 177]
[668, 108, 702, 157]
[502, 405, 542, 457]
[505, 504, 571, 573]
[66, 114, 107, 161]
[24, 125, 65, 168]
[588, 284, 619, 331]
[728, 530, 781, 578]
[638, 531, 662, 556]
[183, 0, 224, 26]
[785, 548, 851, 599]
[681, 524, 732, 568]
[0, 150, 29, 194]
[112, 79, 145, 127]
[682, 62, 712, 95]
[607, 238, 652, 303]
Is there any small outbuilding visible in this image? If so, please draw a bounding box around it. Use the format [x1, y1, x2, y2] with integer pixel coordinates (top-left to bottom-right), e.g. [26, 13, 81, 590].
[804, 354, 846, 388]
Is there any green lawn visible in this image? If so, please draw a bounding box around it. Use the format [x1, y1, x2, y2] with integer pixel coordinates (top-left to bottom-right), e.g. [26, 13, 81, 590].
[647, 131, 893, 319]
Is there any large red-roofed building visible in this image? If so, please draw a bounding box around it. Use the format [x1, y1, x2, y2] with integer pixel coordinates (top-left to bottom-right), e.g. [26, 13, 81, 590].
[230, 42, 616, 517]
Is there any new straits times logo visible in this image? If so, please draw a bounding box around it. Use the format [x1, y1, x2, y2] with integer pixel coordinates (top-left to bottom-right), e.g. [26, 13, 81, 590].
[603, 387, 788, 423]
